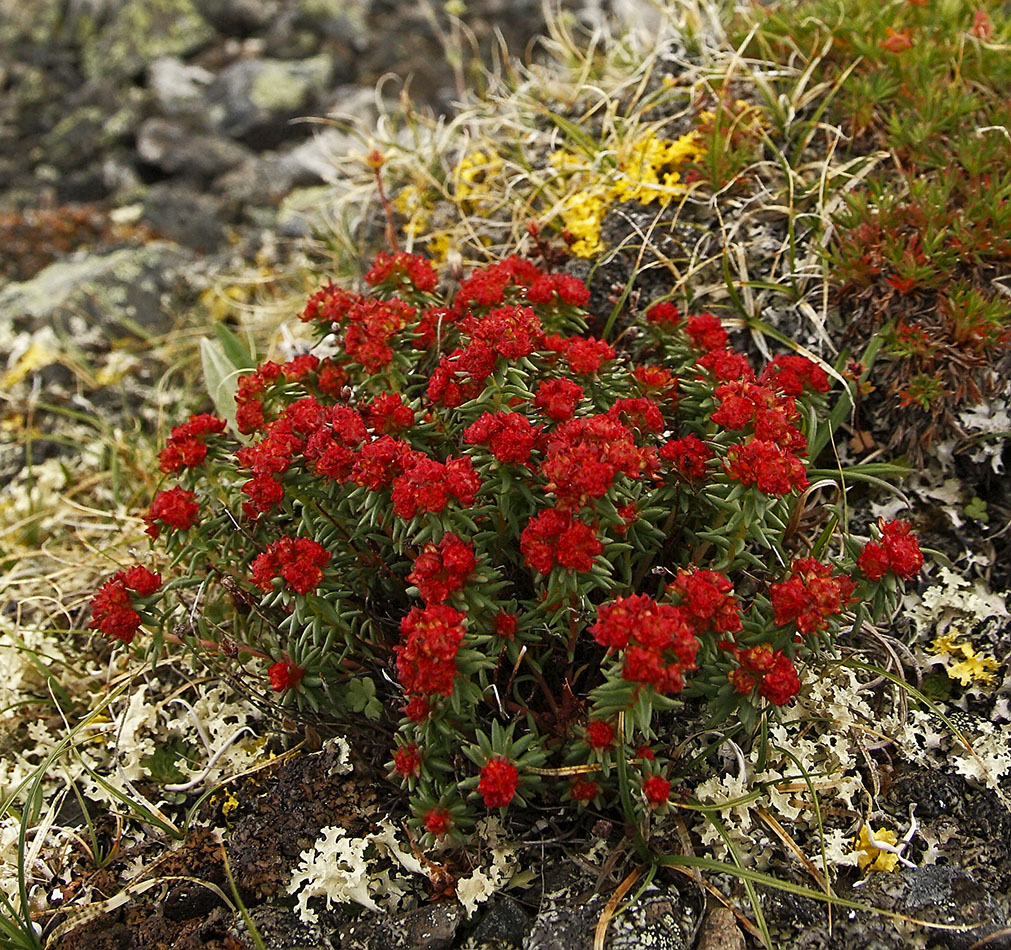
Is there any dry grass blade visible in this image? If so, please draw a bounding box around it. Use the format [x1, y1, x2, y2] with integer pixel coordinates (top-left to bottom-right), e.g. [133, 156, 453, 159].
[593, 865, 642, 950]
[755, 805, 829, 892]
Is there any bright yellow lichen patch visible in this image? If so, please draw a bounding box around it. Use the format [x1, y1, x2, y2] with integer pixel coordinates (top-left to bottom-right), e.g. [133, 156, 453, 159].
[853, 825, 899, 872]
[551, 129, 706, 257]
[929, 629, 1001, 686]
[453, 148, 505, 207]
[221, 789, 240, 819]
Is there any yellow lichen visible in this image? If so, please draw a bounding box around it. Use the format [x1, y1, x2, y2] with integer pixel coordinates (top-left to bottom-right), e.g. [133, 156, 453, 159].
[551, 129, 706, 258]
[453, 148, 504, 207]
[854, 825, 900, 872]
[221, 789, 240, 819]
[929, 629, 1001, 686]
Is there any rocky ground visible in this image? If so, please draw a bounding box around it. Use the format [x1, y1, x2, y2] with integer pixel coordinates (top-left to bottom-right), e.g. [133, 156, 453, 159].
[2, 2, 1011, 950]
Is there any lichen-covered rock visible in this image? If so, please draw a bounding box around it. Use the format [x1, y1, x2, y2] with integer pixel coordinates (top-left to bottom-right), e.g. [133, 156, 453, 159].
[0, 242, 195, 340]
[206, 55, 334, 144]
[80, 0, 215, 81]
[147, 56, 216, 117]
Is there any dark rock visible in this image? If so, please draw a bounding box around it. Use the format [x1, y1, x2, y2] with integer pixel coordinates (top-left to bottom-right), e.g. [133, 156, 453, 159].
[469, 894, 532, 948]
[213, 123, 362, 210]
[262, 0, 371, 61]
[194, 0, 281, 36]
[523, 864, 608, 950]
[694, 907, 745, 950]
[339, 902, 463, 950]
[55, 167, 116, 204]
[136, 117, 252, 179]
[140, 184, 228, 252]
[399, 902, 465, 950]
[904, 865, 1009, 950]
[239, 904, 332, 949]
[206, 54, 334, 145]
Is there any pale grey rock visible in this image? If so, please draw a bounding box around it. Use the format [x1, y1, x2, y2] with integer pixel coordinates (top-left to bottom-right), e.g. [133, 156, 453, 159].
[0, 243, 194, 339]
[147, 56, 216, 117]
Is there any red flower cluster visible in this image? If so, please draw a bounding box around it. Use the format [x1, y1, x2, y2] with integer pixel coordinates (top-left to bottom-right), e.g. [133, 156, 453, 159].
[570, 777, 601, 802]
[520, 507, 603, 574]
[343, 297, 418, 373]
[645, 301, 680, 326]
[465, 305, 545, 360]
[711, 380, 806, 450]
[685, 312, 728, 351]
[541, 415, 657, 508]
[659, 435, 714, 481]
[643, 775, 671, 807]
[407, 533, 477, 604]
[424, 806, 452, 836]
[730, 645, 801, 706]
[526, 272, 591, 307]
[158, 414, 225, 473]
[633, 364, 679, 402]
[669, 569, 742, 635]
[428, 297, 553, 407]
[759, 355, 830, 396]
[493, 611, 518, 639]
[770, 558, 857, 635]
[857, 520, 923, 580]
[396, 604, 467, 697]
[697, 348, 753, 381]
[607, 397, 665, 434]
[89, 566, 162, 643]
[301, 283, 420, 374]
[590, 594, 699, 695]
[427, 341, 498, 407]
[250, 535, 331, 595]
[412, 306, 457, 349]
[303, 406, 370, 484]
[362, 392, 415, 435]
[350, 435, 414, 490]
[364, 251, 439, 293]
[232, 354, 342, 434]
[145, 486, 199, 539]
[725, 439, 809, 495]
[547, 334, 615, 375]
[267, 660, 304, 692]
[533, 378, 584, 421]
[585, 719, 615, 749]
[393, 743, 423, 778]
[453, 255, 541, 312]
[478, 757, 519, 808]
[392, 454, 481, 520]
[464, 411, 542, 465]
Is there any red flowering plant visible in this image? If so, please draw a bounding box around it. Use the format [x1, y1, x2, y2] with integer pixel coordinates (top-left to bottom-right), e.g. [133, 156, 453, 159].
[91, 249, 923, 844]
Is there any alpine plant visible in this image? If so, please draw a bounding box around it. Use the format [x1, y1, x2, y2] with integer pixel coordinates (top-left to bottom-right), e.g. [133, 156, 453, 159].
[92, 250, 922, 841]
